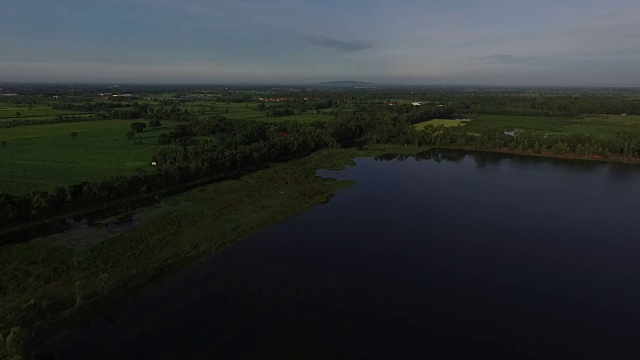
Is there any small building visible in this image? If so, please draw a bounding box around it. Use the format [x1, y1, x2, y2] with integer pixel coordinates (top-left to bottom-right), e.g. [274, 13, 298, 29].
[412, 102, 422, 106]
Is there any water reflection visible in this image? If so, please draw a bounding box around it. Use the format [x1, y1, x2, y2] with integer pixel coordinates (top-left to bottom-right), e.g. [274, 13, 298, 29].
[374, 148, 637, 176]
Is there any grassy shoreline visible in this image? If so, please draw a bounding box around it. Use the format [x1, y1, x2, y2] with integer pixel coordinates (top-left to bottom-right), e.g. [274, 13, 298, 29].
[3, 147, 419, 357]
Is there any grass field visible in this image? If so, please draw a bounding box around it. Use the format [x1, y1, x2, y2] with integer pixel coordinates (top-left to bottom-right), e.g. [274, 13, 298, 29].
[251, 113, 333, 123]
[0, 120, 179, 194]
[464, 114, 640, 138]
[414, 119, 465, 130]
[0, 104, 87, 120]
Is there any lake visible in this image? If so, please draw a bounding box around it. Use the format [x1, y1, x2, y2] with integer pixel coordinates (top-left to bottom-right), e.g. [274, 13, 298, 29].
[42, 150, 640, 359]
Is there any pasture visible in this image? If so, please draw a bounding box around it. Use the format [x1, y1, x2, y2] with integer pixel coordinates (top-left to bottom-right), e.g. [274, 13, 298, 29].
[0, 120, 178, 194]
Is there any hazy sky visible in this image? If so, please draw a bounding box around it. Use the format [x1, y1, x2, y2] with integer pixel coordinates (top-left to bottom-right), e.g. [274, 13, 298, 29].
[1, 0, 639, 85]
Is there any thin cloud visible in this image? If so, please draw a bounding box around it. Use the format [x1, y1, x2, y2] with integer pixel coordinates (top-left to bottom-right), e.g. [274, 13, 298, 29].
[480, 54, 555, 66]
[477, 54, 593, 67]
[477, 50, 640, 68]
[301, 35, 374, 51]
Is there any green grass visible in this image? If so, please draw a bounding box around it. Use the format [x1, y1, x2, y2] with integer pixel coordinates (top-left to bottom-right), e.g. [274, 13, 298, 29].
[220, 110, 265, 120]
[0, 120, 179, 194]
[464, 114, 640, 138]
[251, 113, 333, 123]
[0, 104, 87, 120]
[414, 119, 464, 130]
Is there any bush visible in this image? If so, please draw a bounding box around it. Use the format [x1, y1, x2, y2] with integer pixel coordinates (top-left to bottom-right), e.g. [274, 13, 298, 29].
[5, 326, 27, 359]
[130, 122, 147, 133]
[70, 132, 78, 138]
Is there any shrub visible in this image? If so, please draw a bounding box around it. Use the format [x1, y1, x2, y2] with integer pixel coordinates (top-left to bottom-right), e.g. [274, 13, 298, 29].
[5, 326, 27, 359]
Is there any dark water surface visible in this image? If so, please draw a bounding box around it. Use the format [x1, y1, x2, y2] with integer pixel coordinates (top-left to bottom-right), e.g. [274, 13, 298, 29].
[43, 151, 640, 359]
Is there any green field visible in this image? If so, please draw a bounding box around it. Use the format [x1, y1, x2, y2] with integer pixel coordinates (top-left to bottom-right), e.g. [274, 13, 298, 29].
[414, 119, 465, 130]
[251, 113, 333, 123]
[0, 120, 178, 194]
[0, 104, 87, 121]
[219, 109, 266, 120]
[464, 114, 640, 137]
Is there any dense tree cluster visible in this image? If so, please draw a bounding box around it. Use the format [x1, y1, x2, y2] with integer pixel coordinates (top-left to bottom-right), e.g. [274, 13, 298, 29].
[0, 115, 97, 129]
[264, 105, 295, 117]
[52, 102, 195, 121]
[0, 174, 169, 228]
[153, 117, 335, 175]
[52, 102, 123, 112]
[326, 108, 640, 159]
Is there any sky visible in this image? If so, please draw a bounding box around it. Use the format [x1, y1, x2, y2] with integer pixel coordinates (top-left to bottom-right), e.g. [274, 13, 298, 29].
[1, 0, 639, 86]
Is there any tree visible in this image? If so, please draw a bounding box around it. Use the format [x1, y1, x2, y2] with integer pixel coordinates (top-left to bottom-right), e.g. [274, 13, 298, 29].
[126, 131, 136, 140]
[1, 141, 6, 147]
[148, 118, 162, 128]
[15, 112, 21, 117]
[130, 122, 147, 133]
[70, 132, 78, 138]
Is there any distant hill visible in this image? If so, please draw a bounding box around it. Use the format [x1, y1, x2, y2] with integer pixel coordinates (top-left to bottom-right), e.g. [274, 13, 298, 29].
[314, 81, 379, 88]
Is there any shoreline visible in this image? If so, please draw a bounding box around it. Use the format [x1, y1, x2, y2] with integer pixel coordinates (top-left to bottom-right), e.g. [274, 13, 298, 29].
[2, 148, 368, 357]
[3, 143, 639, 244]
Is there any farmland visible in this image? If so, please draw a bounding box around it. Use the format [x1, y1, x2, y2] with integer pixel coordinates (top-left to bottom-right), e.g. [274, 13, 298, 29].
[0, 95, 338, 194]
[0, 120, 179, 194]
[0, 104, 88, 121]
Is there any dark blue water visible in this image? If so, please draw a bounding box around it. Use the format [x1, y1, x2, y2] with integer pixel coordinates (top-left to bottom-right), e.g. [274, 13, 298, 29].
[43, 151, 640, 359]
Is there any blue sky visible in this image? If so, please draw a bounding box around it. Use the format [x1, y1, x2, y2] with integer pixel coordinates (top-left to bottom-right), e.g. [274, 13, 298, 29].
[1, 0, 639, 85]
